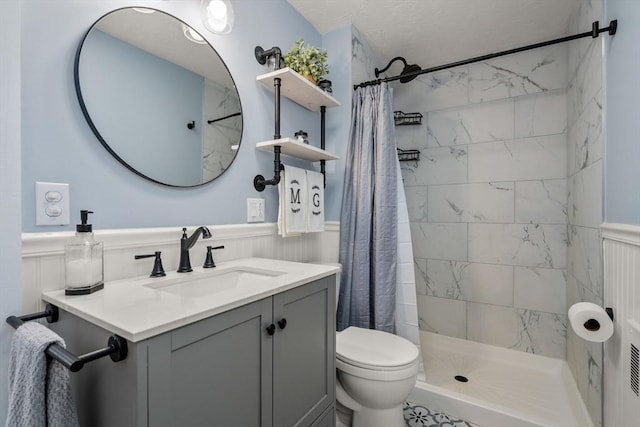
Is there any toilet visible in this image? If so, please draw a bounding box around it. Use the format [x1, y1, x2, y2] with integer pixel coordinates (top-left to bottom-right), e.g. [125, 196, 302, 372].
[335, 326, 419, 427]
[328, 265, 420, 427]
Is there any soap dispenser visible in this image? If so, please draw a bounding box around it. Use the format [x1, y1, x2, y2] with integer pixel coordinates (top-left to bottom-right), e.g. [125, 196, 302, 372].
[64, 210, 104, 295]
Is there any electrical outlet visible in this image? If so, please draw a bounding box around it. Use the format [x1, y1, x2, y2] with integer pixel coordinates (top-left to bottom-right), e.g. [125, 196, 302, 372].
[35, 182, 70, 226]
[247, 198, 265, 223]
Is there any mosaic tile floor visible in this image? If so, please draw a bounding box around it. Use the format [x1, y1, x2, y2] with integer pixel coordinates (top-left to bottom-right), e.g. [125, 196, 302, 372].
[403, 402, 478, 427]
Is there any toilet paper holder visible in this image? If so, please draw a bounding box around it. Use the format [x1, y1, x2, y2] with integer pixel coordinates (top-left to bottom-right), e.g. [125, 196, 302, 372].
[583, 307, 614, 331]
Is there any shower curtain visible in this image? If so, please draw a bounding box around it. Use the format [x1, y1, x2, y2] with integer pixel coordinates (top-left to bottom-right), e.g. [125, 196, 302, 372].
[337, 83, 397, 332]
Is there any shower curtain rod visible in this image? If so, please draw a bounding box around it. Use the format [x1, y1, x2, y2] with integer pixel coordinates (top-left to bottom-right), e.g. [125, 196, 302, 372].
[354, 20, 617, 89]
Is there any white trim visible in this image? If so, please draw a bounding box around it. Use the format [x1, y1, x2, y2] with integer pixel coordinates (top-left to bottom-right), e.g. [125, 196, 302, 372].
[325, 221, 340, 232]
[22, 222, 341, 258]
[601, 223, 640, 246]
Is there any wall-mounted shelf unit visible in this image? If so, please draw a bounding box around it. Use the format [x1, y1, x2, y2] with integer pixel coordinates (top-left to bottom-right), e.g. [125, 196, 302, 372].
[253, 47, 341, 192]
[256, 138, 339, 162]
[256, 68, 340, 111]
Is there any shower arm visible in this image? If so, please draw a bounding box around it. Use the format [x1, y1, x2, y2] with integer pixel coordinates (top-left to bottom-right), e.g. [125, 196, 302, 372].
[356, 20, 618, 89]
[374, 57, 409, 77]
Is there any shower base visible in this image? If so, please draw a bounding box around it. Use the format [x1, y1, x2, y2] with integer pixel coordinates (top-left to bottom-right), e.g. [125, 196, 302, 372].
[409, 331, 594, 427]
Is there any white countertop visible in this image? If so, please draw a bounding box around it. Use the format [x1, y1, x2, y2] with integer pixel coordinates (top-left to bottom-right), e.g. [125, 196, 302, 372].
[42, 258, 339, 343]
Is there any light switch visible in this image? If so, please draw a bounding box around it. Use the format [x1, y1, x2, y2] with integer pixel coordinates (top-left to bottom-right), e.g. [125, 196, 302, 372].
[36, 182, 70, 226]
[247, 198, 265, 223]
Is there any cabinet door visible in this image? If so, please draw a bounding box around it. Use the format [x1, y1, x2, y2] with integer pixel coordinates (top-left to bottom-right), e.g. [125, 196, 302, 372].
[311, 406, 335, 427]
[273, 276, 335, 427]
[148, 298, 273, 427]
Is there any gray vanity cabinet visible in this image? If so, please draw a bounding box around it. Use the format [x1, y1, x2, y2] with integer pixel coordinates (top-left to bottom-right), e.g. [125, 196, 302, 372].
[272, 277, 335, 427]
[147, 297, 273, 427]
[55, 275, 335, 427]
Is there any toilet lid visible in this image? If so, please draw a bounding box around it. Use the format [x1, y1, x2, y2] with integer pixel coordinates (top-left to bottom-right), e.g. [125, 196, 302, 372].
[336, 327, 419, 369]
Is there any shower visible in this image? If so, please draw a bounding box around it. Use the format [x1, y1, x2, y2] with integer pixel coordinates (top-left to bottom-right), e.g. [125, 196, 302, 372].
[374, 56, 422, 83]
[351, 18, 618, 427]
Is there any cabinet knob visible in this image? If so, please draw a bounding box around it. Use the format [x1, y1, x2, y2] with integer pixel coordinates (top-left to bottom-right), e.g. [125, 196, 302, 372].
[277, 318, 287, 330]
[266, 324, 276, 335]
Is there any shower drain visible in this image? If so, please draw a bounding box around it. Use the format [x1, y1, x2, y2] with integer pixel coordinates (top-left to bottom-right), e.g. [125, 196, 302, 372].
[454, 375, 469, 383]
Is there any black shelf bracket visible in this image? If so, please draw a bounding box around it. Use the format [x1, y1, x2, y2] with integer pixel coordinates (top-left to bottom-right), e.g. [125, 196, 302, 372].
[255, 45, 282, 69]
[254, 145, 283, 192]
[320, 106, 327, 188]
[6, 303, 128, 372]
[254, 68, 284, 191]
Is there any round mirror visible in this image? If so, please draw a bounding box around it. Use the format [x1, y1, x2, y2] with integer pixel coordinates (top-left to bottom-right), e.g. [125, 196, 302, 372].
[75, 8, 242, 187]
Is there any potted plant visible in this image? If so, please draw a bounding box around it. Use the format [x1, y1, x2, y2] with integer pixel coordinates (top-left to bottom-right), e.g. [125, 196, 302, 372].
[283, 38, 329, 85]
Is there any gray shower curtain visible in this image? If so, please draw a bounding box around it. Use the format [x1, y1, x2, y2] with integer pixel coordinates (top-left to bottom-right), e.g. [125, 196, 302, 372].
[337, 83, 397, 333]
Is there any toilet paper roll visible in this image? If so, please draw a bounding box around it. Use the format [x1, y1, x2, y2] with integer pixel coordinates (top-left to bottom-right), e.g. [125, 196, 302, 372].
[568, 302, 614, 342]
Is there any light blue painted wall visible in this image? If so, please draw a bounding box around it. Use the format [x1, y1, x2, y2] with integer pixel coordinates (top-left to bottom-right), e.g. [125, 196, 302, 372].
[322, 25, 352, 221]
[0, 0, 23, 420]
[80, 29, 204, 186]
[604, 0, 640, 225]
[21, 0, 348, 232]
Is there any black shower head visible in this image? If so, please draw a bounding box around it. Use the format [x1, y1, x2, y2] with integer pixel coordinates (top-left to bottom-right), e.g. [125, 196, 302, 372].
[374, 56, 422, 83]
[399, 63, 421, 83]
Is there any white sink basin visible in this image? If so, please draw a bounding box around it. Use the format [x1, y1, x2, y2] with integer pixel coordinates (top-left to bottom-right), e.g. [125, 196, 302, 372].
[144, 266, 286, 298]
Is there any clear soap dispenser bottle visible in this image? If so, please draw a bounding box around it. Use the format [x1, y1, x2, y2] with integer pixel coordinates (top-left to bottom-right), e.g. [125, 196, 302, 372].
[64, 210, 104, 295]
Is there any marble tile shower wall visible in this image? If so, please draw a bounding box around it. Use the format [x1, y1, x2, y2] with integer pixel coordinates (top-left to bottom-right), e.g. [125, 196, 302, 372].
[394, 44, 569, 359]
[566, 0, 604, 425]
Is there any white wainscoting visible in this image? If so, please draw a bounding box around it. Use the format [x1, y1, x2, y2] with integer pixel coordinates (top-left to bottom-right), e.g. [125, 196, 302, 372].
[21, 222, 339, 315]
[602, 223, 640, 427]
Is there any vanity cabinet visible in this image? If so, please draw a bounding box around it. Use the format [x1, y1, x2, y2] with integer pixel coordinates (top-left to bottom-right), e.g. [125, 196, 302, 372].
[52, 275, 335, 427]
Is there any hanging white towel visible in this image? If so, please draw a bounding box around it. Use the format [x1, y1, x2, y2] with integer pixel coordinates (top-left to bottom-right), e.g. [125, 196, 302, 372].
[306, 170, 325, 232]
[283, 166, 308, 234]
[6, 322, 80, 427]
[277, 168, 299, 237]
[278, 166, 309, 236]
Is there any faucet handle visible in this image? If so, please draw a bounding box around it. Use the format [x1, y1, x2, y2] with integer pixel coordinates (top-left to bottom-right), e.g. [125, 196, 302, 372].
[203, 245, 225, 268]
[134, 251, 166, 277]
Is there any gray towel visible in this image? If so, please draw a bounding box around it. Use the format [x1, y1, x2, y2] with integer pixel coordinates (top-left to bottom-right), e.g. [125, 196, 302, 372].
[6, 322, 79, 427]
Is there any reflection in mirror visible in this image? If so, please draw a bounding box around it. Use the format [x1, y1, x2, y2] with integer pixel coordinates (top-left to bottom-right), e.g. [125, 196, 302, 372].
[75, 8, 242, 187]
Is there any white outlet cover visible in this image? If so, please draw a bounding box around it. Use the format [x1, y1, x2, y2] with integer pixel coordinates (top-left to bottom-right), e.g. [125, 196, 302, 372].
[35, 182, 70, 226]
[247, 198, 265, 223]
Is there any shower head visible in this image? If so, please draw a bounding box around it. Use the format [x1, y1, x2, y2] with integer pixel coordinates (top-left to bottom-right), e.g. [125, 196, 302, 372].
[374, 56, 422, 83]
[399, 63, 421, 83]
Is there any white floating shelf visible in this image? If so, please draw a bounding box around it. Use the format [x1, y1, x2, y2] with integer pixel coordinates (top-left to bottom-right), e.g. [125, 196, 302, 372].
[256, 68, 341, 111]
[256, 138, 339, 162]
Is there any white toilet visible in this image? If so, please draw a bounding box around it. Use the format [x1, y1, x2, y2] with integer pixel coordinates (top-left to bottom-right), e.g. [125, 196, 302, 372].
[335, 326, 419, 427]
[329, 264, 420, 427]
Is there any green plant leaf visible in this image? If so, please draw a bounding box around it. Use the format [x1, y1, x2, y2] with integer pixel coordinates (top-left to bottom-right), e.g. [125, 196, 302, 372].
[283, 37, 330, 83]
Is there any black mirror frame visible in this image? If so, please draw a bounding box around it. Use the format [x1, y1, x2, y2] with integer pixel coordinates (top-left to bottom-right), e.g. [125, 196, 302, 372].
[73, 7, 243, 188]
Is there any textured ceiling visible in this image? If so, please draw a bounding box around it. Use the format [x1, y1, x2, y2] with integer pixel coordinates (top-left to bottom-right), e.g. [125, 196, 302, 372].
[287, 0, 581, 76]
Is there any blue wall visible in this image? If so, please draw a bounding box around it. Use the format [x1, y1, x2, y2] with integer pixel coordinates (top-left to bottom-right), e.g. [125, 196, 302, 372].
[81, 30, 204, 186]
[0, 0, 23, 420]
[321, 25, 352, 221]
[21, 0, 349, 231]
[604, 0, 640, 225]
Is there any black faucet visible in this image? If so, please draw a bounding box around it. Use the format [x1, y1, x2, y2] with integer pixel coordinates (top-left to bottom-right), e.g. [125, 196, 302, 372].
[177, 226, 212, 273]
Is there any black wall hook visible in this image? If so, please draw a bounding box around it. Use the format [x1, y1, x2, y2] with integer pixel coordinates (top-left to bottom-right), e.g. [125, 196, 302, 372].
[187, 121, 195, 130]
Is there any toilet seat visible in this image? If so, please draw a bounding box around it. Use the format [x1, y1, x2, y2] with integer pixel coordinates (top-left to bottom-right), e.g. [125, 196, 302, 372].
[336, 327, 419, 381]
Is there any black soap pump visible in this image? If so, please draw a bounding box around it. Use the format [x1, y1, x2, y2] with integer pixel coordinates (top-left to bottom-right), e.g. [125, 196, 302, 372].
[64, 210, 104, 295]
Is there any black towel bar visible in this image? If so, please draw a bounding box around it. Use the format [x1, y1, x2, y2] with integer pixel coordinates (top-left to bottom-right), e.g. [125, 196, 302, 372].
[6, 304, 128, 372]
